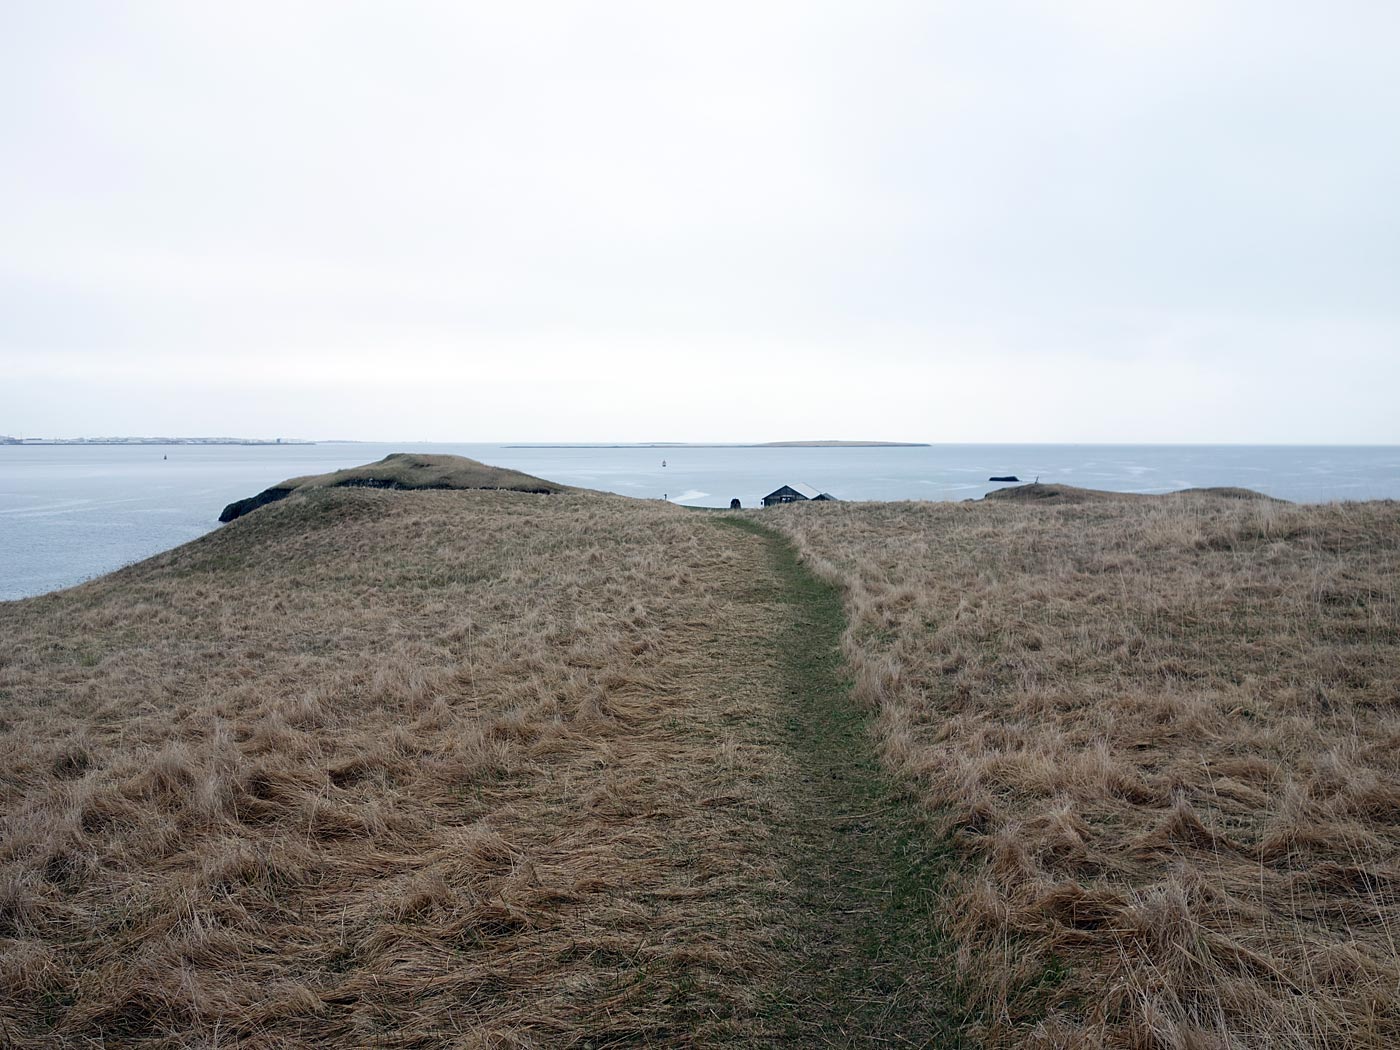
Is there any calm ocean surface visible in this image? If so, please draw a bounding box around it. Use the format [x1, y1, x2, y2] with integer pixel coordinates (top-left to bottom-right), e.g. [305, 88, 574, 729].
[4, 442, 1399, 601]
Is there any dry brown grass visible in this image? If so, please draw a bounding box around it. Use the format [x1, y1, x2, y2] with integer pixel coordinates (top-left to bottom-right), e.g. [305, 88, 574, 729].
[0, 483, 799, 1047]
[13, 458, 1394, 1047]
[769, 494, 1400, 1048]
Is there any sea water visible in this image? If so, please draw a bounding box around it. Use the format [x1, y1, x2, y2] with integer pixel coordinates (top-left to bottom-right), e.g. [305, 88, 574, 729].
[3, 442, 1399, 601]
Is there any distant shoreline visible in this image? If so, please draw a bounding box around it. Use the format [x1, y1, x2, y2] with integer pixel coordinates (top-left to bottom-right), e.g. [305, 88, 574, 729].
[3, 438, 315, 446]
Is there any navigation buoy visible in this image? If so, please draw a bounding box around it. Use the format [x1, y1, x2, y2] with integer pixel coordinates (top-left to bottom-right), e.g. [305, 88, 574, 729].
[662, 459, 667, 467]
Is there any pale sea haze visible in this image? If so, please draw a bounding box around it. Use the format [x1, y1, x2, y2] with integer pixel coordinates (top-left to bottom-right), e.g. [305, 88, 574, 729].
[3, 442, 1400, 602]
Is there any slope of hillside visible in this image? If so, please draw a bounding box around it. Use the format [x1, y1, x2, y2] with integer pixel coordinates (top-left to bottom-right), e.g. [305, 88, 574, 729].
[770, 493, 1400, 1047]
[10, 457, 1397, 1048]
[2, 484, 796, 1045]
[0, 471, 962, 1046]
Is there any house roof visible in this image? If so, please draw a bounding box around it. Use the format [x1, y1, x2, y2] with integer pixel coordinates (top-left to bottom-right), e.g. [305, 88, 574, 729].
[763, 483, 823, 500]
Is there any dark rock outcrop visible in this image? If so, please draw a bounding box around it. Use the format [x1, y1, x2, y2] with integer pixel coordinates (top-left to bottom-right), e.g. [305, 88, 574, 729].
[989, 475, 1020, 483]
[219, 486, 296, 523]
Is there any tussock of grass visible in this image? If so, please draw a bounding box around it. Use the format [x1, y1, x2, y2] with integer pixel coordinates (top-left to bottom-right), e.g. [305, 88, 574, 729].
[219, 452, 566, 521]
[769, 493, 1400, 1047]
[0, 484, 798, 1046]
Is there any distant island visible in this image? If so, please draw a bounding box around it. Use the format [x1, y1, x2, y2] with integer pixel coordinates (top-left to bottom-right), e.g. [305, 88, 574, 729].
[1, 436, 313, 445]
[503, 440, 930, 448]
[759, 440, 928, 447]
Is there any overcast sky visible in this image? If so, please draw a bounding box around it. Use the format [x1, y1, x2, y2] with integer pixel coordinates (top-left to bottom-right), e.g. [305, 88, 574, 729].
[2, 2, 1397, 443]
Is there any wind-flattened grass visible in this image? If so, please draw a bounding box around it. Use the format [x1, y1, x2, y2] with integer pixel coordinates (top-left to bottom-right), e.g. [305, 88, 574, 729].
[770, 493, 1400, 1048]
[0, 484, 799, 1047]
[10, 457, 1395, 1047]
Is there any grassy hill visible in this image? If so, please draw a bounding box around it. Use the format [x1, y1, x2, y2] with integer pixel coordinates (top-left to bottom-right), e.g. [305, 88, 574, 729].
[3, 458, 1397, 1047]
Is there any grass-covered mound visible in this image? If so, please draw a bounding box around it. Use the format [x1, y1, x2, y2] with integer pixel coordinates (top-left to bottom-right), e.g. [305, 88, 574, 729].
[983, 481, 1283, 504]
[218, 452, 566, 521]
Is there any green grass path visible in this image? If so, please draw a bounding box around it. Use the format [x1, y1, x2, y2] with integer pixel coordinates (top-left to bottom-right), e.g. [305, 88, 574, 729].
[718, 518, 966, 1047]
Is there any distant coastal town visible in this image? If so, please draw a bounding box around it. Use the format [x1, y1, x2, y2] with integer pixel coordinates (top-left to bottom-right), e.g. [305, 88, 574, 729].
[0, 436, 313, 445]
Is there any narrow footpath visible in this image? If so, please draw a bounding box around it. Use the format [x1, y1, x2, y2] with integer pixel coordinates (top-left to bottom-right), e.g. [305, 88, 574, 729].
[716, 517, 965, 1047]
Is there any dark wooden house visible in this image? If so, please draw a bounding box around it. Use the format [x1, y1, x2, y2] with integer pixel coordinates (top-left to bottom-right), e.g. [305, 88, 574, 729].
[761, 483, 838, 507]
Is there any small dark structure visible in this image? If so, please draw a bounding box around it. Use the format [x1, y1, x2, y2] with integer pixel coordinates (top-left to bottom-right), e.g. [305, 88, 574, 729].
[761, 483, 838, 507]
[989, 475, 1019, 482]
[729, 498, 741, 509]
